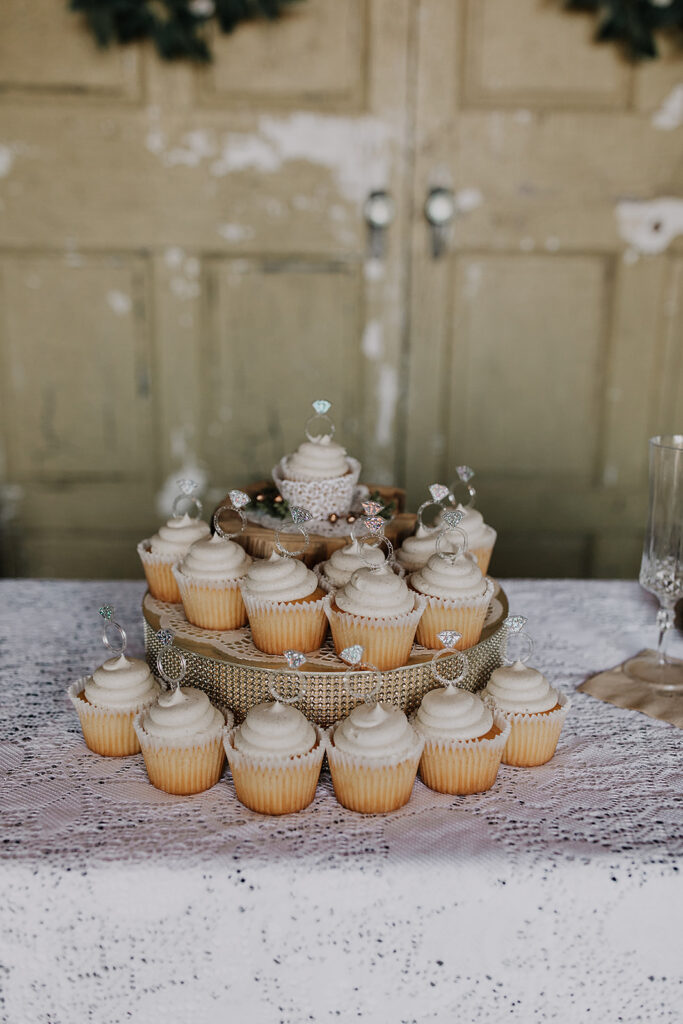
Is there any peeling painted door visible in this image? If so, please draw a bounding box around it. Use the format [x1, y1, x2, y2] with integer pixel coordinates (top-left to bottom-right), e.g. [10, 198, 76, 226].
[405, 0, 683, 577]
[0, 0, 411, 576]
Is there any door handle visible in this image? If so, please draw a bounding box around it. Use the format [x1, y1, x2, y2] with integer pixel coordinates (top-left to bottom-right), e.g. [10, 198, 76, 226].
[424, 187, 456, 259]
[364, 190, 395, 259]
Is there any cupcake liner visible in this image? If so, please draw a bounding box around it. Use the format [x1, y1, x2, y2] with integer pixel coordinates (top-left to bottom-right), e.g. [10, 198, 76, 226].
[272, 456, 361, 520]
[224, 726, 324, 815]
[137, 540, 182, 603]
[414, 579, 495, 650]
[483, 692, 570, 767]
[412, 711, 510, 794]
[68, 678, 160, 757]
[324, 594, 426, 671]
[241, 589, 328, 655]
[469, 534, 496, 576]
[324, 725, 424, 813]
[133, 715, 226, 794]
[173, 567, 248, 630]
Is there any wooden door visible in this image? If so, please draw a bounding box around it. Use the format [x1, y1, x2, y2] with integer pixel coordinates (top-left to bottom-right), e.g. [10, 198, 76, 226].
[405, 0, 683, 578]
[0, 0, 411, 576]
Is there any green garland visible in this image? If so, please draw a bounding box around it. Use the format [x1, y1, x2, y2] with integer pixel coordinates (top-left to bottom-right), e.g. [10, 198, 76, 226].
[69, 0, 302, 63]
[565, 0, 683, 60]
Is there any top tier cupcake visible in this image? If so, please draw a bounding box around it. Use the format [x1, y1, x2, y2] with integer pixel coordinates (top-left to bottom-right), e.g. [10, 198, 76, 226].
[272, 400, 361, 521]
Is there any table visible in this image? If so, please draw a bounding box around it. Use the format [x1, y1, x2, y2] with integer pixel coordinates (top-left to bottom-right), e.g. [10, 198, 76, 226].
[1, 579, 681, 1024]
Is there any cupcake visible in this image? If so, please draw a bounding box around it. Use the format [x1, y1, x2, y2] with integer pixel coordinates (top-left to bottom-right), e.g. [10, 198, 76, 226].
[272, 401, 361, 520]
[138, 513, 210, 603]
[395, 523, 442, 573]
[240, 552, 327, 655]
[135, 685, 228, 795]
[225, 700, 324, 815]
[325, 701, 424, 813]
[436, 504, 497, 575]
[324, 564, 426, 670]
[316, 535, 386, 592]
[412, 685, 509, 794]
[68, 610, 160, 756]
[410, 551, 494, 650]
[174, 532, 252, 630]
[481, 660, 570, 767]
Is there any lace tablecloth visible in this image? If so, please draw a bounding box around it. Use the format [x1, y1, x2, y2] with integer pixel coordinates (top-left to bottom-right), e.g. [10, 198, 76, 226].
[1, 579, 681, 1024]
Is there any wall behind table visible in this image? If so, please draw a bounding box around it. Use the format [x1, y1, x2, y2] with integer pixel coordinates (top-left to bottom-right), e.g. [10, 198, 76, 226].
[0, 0, 681, 579]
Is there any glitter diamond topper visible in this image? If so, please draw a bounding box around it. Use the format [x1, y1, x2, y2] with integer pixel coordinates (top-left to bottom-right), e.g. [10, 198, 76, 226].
[429, 483, 451, 502]
[291, 506, 313, 526]
[176, 478, 198, 495]
[312, 399, 331, 415]
[340, 645, 364, 665]
[361, 500, 383, 517]
[229, 489, 250, 510]
[99, 605, 114, 621]
[158, 629, 174, 646]
[437, 630, 462, 649]
[441, 508, 465, 529]
[363, 516, 384, 533]
[456, 465, 475, 483]
[283, 649, 306, 670]
[506, 615, 527, 633]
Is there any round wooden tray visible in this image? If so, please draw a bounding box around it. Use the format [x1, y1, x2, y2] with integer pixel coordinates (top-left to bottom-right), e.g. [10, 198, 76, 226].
[142, 584, 509, 728]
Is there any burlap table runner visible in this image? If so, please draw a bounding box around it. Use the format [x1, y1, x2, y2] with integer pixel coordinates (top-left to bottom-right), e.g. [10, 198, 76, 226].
[579, 648, 683, 728]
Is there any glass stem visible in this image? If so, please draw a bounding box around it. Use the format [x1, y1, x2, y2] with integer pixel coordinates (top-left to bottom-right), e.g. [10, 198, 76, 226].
[656, 607, 674, 666]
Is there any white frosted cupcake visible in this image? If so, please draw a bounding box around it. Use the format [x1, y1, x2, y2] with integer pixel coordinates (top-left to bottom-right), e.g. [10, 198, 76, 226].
[174, 533, 252, 630]
[138, 513, 210, 603]
[134, 686, 228, 794]
[436, 504, 497, 574]
[273, 436, 361, 522]
[69, 654, 160, 757]
[325, 565, 426, 670]
[325, 702, 424, 813]
[412, 686, 510, 794]
[240, 552, 327, 655]
[410, 552, 494, 650]
[481, 661, 570, 767]
[225, 702, 324, 815]
[395, 524, 441, 573]
[316, 536, 386, 592]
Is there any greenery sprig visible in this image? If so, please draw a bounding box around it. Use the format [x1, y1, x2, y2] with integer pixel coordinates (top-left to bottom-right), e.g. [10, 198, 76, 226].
[565, 0, 683, 61]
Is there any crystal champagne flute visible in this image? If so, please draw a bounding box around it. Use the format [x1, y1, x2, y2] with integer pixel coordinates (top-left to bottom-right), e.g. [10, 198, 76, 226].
[624, 434, 683, 690]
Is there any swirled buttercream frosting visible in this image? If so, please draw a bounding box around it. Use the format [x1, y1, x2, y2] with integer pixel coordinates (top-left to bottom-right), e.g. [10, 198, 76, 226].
[334, 565, 415, 619]
[140, 686, 224, 742]
[482, 661, 558, 714]
[178, 533, 251, 582]
[149, 514, 210, 557]
[436, 504, 495, 549]
[321, 537, 385, 588]
[283, 435, 350, 481]
[332, 702, 417, 760]
[84, 655, 159, 711]
[410, 552, 488, 601]
[233, 702, 316, 759]
[396, 525, 442, 568]
[414, 687, 493, 741]
[241, 552, 318, 603]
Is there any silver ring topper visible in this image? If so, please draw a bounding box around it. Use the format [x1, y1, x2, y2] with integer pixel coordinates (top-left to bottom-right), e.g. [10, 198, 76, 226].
[156, 628, 187, 689]
[305, 398, 335, 443]
[431, 630, 469, 688]
[416, 482, 453, 531]
[436, 507, 469, 564]
[99, 604, 127, 657]
[274, 505, 314, 558]
[213, 489, 250, 541]
[339, 645, 381, 704]
[503, 615, 534, 665]
[172, 478, 202, 520]
[448, 465, 476, 510]
[351, 499, 394, 570]
[269, 649, 308, 704]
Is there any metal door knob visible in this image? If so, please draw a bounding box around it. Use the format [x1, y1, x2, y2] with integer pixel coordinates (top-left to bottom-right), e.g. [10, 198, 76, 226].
[424, 187, 456, 258]
[364, 190, 395, 259]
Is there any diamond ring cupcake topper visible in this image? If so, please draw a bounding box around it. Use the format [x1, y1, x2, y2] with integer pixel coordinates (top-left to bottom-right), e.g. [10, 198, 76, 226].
[430, 630, 469, 689]
[340, 645, 382, 705]
[99, 604, 127, 657]
[274, 505, 314, 558]
[155, 628, 187, 690]
[417, 483, 452, 532]
[213, 489, 251, 541]
[351, 501, 395, 571]
[448, 464, 477, 510]
[172, 478, 202, 520]
[436, 507, 469, 564]
[503, 614, 535, 665]
[305, 398, 335, 443]
[268, 649, 308, 705]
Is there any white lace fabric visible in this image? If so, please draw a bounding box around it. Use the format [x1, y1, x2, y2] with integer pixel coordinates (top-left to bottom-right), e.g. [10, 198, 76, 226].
[1, 579, 681, 1023]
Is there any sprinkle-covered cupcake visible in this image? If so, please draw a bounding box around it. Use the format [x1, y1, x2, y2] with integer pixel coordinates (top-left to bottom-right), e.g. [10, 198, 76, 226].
[410, 550, 493, 650]
[240, 552, 327, 655]
[325, 564, 425, 670]
[68, 606, 160, 756]
[137, 480, 210, 603]
[316, 535, 386, 592]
